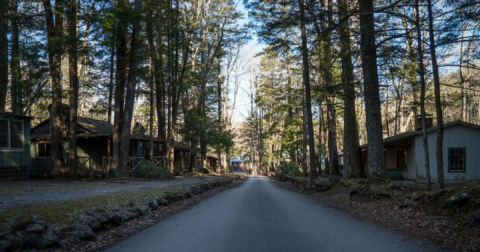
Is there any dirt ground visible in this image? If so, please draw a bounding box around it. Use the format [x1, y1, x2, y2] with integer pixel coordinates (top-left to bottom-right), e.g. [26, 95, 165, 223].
[274, 179, 480, 252]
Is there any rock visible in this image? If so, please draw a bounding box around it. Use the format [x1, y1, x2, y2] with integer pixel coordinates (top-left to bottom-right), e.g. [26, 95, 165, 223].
[97, 212, 112, 225]
[410, 191, 427, 201]
[188, 186, 202, 195]
[125, 201, 135, 207]
[369, 185, 390, 197]
[313, 177, 334, 191]
[464, 209, 480, 227]
[135, 205, 151, 216]
[0, 238, 12, 252]
[78, 214, 101, 230]
[111, 212, 125, 226]
[144, 196, 158, 210]
[0, 230, 9, 238]
[427, 189, 449, 201]
[62, 223, 95, 240]
[402, 181, 419, 190]
[25, 221, 47, 233]
[14, 230, 40, 247]
[446, 192, 471, 205]
[162, 192, 175, 202]
[155, 196, 169, 206]
[349, 184, 365, 195]
[41, 230, 59, 247]
[388, 181, 402, 190]
[58, 239, 76, 250]
[399, 199, 418, 208]
[125, 209, 138, 219]
[85, 209, 110, 225]
[8, 216, 34, 231]
[74, 224, 95, 240]
[4, 235, 23, 250]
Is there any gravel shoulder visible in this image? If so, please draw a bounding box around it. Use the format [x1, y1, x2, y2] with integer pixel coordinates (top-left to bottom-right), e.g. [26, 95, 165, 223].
[0, 175, 235, 212]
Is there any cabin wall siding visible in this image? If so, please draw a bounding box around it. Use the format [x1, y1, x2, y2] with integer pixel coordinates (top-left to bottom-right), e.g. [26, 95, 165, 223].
[413, 125, 480, 182]
[0, 117, 31, 167]
[404, 146, 417, 180]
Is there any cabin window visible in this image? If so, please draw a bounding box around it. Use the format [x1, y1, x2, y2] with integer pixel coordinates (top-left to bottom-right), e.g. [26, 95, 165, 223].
[449, 148, 466, 172]
[0, 119, 24, 150]
[37, 142, 51, 158]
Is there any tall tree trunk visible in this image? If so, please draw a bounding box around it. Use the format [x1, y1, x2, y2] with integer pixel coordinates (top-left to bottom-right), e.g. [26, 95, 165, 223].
[302, 89, 308, 174]
[299, 0, 317, 180]
[358, 0, 385, 178]
[146, 7, 155, 162]
[415, 0, 431, 189]
[0, 0, 8, 111]
[119, 0, 142, 176]
[216, 54, 226, 173]
[320, 0, 339, 175]
[68, 0, 78, 176]
[44, 0, 67, 176]
[10, 0, 22, 115]
[107, 42, 115, 173]
[426, 0, 444, 188]
[112, 0, 128, 177]
[338, 0, 363, 177]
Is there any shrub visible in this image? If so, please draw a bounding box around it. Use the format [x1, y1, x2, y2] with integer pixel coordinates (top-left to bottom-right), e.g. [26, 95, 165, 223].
[279, 162, 301, 176]
[140, 161, 174, 180]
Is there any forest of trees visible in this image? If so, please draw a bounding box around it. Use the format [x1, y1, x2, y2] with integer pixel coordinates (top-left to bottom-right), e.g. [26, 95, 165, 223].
[1, 0, 479, 184]
[0, 0, 246, 177]
[240, 0, 480, 187]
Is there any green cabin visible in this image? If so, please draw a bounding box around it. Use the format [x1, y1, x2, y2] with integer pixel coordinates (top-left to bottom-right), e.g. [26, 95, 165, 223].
[0, 111, 32, 180]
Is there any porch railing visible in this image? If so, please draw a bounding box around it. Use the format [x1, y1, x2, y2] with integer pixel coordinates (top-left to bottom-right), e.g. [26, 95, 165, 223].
[76, 156, 92, 174]
[102, 156, 166, 177]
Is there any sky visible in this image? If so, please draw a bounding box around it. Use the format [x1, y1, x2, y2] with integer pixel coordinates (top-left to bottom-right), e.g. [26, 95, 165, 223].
[229, 0, 265, 123]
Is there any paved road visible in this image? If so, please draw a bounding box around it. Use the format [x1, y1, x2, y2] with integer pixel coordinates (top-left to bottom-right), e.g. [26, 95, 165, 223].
[104, 176, 445, 252]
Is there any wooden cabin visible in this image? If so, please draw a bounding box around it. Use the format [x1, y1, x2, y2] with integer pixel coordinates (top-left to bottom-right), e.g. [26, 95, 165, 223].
[207, 154, 219, 171]
[173, 141, 190, 173]
[30, 116, 183, 178]
[0, 111, 32, 180]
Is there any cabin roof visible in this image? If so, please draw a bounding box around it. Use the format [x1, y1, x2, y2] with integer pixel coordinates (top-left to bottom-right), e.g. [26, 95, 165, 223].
[0, 111, 33, 120]
[30, 116, 190, 150]
[362, 120, 480, 149]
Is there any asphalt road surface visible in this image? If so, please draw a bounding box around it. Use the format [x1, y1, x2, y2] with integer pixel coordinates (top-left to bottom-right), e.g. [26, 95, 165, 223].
[104, 176, 445, 252]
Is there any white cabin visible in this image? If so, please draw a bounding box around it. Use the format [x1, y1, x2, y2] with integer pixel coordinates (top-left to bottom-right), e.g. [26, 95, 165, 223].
[363, 120, 480, 182]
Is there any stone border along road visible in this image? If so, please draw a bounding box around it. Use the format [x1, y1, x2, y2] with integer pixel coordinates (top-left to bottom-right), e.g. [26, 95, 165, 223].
[0, 175, 237, 212]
